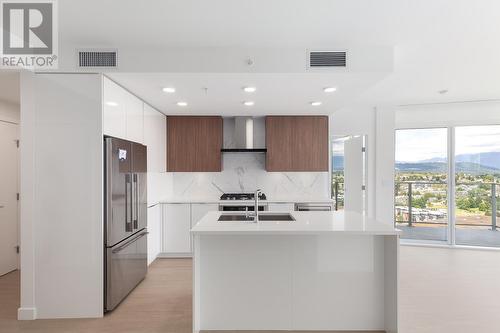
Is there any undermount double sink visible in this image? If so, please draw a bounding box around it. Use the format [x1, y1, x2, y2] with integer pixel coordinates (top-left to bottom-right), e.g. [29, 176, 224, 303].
[218, 213, 295, 222]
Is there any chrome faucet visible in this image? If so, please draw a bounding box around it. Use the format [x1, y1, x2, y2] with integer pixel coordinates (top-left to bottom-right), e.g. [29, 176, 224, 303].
[253, 189, 262, 222]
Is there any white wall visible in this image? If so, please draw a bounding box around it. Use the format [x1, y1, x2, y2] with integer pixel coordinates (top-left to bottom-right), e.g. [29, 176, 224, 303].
[19, 70, 36, 320]
[330, 106, 396, 224]
[57, 45, 393, 74]
[19, 73, 103, 319]
[396, 100, 500, 128]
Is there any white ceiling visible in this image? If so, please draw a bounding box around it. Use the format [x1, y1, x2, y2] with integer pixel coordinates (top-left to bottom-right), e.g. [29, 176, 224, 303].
[107, 72, 388, 115]
[6, 0, 500, 110]
[0, 71, 20, 105]
[59, 0, 499, 49]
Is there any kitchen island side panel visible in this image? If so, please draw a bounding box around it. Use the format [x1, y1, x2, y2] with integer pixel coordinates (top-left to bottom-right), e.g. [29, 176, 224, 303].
[194, 234, 398, 332]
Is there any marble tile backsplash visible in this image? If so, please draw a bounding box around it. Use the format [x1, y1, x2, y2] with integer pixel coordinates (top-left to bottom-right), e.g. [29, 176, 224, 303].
[166, 153, 329, 200]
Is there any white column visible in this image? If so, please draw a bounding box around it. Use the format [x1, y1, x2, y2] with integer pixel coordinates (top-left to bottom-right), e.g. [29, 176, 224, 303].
[18, 70, 37, 320]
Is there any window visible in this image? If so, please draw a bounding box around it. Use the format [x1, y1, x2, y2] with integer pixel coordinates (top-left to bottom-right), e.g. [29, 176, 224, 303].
[395, 128, 448, 242]
[395, 125, 500, 248]
[455, 125, 500, 247]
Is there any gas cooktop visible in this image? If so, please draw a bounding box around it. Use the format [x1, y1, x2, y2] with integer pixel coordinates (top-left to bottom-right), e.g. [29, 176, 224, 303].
[220, 192, 267, 201]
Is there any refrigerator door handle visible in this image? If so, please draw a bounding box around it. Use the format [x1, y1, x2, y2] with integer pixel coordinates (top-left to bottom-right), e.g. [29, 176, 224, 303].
[111, 231, 149, 254]
[133, 173, 138, 230]
[125, 173, 133, 232]
[134, 173, 139, 229]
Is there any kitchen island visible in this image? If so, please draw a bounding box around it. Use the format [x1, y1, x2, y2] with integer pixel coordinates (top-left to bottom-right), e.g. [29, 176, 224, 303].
[191, 211, 400, 333]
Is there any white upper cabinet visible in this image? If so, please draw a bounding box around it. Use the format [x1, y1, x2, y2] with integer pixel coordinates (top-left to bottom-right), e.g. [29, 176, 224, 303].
[102, 76, 144, 144]
[143, 103, 166, 172]
[102, 77, 127, 139]
[124, 91, 144, 143]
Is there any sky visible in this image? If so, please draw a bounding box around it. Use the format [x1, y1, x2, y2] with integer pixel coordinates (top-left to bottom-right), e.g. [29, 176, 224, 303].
[395, 125, 500, 163]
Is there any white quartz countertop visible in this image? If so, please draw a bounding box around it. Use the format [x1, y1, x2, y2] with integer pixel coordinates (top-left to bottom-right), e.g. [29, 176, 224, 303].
[191, 210, 401, 236]
[156, 198, 334, 204]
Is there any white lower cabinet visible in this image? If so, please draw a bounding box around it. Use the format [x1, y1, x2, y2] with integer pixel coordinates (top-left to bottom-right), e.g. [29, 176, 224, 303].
[191, 203, 219, 227]
[268, 203, 295, 212]
[147, 204, 162, 265]
[162, 203, 191, 255]
[190, 203, 219, 251]
[160, 203, 220, 256]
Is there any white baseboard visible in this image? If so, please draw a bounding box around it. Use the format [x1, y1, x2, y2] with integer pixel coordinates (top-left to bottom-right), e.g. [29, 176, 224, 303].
[157, 252, 192, 258]
[18, 307, 37, 320]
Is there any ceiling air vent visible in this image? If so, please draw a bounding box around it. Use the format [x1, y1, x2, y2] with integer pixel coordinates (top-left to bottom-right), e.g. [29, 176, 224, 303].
[308, 51, 346, 68]
[78, 49, 117, 68]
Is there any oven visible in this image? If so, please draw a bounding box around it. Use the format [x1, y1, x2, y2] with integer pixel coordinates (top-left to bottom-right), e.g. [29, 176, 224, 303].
[219, 203, 268, 212]
[294, 203, 333, 211]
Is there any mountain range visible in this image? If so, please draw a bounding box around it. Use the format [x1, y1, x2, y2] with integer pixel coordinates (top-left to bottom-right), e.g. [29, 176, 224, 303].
[396, 152, 500, 174]
[334, 152, 500, 174]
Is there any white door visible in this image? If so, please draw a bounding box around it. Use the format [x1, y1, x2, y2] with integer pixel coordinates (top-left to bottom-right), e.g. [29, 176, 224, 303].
[0, 121, 19, 275]
[344, 136, 365, 213]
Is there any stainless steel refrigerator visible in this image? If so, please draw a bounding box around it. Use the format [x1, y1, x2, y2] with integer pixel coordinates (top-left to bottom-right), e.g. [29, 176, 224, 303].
[104, 137, 148, 312]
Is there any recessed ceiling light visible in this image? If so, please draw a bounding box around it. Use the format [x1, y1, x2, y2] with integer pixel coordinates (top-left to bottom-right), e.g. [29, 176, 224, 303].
[310, 101, 322, 106]
[323, 87, 337, 93]
[176, 101, 188, 107]
[162, 87, 176, 93]
[243, 101, 255, 106]
[243, 86, 256, 93]
[106, 101, 118, 107]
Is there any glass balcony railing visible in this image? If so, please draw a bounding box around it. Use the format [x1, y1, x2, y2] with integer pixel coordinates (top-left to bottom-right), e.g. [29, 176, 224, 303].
[395, 181, 500, 246]
[395, 181, 449, 227]
[332, 180, 344, 211]
[395, 181, 499, 229]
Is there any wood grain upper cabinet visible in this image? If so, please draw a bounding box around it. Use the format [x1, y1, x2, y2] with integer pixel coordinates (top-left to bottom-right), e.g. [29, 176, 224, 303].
[266, 116, 329, 172]
[167, 116, 223, 172]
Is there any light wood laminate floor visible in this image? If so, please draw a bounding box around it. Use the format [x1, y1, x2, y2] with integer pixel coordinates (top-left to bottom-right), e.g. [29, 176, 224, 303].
[1, 247, 500, 333]
[0, 259, 193, 333]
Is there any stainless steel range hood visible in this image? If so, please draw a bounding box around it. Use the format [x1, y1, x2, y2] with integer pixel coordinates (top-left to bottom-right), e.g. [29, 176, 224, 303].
[221, 117, 267, 152]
